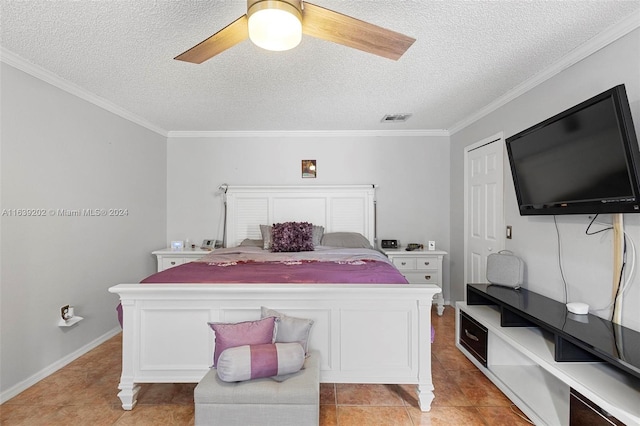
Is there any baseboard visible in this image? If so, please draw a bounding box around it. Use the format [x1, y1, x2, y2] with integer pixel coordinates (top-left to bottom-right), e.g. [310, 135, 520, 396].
[0, 327, 121, 404]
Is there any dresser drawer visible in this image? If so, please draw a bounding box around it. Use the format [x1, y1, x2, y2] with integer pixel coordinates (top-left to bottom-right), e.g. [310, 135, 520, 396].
[391, 257, 417, 270]
[459, 311, 488, 367]
[403, 271, 440, 285]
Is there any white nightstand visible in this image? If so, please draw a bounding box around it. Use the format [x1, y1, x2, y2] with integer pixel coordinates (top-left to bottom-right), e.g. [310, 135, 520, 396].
[382, 248, 447, 315]
[152, 247, 211, 272]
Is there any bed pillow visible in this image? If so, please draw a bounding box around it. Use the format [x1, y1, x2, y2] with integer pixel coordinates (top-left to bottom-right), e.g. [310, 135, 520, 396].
[239, 238, 264, 248]
[261, 307, 314, 354]
[320, 232, 373, 249]
[270, 222, 314, 252]
[259, 224, 273, 250]
[311, 225, 324, 246]
[208, 317, 276, 367]
[216, 342, 305, 382]
[261, 224, 323, 250]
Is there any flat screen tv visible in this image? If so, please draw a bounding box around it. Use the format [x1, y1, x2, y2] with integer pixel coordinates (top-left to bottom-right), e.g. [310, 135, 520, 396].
[506, 84, 640, 215]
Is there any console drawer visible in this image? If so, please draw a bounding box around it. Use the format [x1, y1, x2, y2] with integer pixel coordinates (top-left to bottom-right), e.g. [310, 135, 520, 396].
[459, 311, 488, 367]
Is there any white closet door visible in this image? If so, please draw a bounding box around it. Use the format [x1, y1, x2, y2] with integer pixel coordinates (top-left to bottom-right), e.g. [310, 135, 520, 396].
[464, 134, 505, 287]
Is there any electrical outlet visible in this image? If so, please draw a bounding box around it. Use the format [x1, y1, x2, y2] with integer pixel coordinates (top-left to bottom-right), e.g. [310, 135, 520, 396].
[506, 225, 513, 239]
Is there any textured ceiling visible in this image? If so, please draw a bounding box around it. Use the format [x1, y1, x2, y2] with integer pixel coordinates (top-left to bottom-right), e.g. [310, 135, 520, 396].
[2, 0, 639, 133]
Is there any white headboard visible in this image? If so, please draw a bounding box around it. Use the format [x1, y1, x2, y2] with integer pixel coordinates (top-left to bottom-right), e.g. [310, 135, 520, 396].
[225, 185, 376, 248]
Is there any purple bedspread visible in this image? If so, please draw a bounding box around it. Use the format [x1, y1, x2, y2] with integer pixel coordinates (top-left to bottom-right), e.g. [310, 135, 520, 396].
[141, 246, 409, 284]
[141, 258, 408, 284]
[116, 247, 409, 327]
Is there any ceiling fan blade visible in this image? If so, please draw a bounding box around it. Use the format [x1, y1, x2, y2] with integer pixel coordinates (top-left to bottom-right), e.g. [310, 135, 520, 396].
[301, 2, 415, 61]
[175, 15, 248, 64]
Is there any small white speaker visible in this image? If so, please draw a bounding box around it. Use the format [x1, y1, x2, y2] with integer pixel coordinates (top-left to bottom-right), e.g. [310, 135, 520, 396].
[486, 251, 524, 289]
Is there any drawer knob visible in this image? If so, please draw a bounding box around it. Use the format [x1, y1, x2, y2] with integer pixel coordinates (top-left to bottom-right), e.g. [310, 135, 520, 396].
[425, 275, 431, 280]
[170, 261, 176, 265]
[401, 262, 407, 266]
[464, 329, 479, 342]
[424, 261, 430, 266]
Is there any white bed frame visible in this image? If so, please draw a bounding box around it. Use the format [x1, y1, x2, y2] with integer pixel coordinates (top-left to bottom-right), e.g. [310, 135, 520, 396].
[109, 185, 441, 411]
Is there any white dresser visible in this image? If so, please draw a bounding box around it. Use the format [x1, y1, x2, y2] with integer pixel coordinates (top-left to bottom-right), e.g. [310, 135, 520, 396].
[152, 247, 210, 272]
[382, 248, 446, 315]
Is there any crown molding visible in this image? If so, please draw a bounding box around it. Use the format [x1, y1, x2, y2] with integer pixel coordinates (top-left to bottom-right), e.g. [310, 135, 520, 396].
[0, 50, 447, 139]
[448, 10, 640, 135]
[166, 129, 449, 138]
[0, 48, 168, 137]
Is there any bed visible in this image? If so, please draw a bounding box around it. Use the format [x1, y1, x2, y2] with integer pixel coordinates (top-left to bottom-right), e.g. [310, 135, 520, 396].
[109, 185, 442, 411]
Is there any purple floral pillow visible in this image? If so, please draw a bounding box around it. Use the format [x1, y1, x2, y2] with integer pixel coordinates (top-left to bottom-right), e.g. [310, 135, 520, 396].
[270, 222, 314, 252]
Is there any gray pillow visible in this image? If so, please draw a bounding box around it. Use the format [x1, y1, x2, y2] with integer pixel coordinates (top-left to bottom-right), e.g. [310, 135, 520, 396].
[320, 232, 372, 249]
[311, 225, 324, 246]
[261, 307, 314, 354]
[260, 224, 272, 250]
[239, 238, 264, 248]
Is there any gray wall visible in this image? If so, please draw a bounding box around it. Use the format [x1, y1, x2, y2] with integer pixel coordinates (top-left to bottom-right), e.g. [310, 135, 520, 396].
[166, 135, 452, 300]
[0, 63, 167, 395]
[450, 29, 640, 331]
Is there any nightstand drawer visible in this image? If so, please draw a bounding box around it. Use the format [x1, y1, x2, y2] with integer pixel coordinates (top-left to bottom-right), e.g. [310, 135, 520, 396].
[416, 257, 438, 270]
[404, 271, 440, 285]
[153, 248, 210, 272]
[392, 257, 417, 270]
[459, 311, 488, 367]
[161, 257, 186, 270]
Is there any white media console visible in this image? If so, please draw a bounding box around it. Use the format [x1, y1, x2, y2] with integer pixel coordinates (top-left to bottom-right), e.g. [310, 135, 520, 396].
[456, 284, 640, 425]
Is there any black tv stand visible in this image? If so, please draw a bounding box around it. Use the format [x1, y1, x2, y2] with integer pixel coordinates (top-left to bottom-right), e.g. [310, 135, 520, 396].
[456, 284, 640, 425]
[467, 284, 640, 378]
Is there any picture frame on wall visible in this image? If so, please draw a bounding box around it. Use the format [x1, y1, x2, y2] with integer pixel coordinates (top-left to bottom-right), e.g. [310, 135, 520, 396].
[302, 160, 316, 178]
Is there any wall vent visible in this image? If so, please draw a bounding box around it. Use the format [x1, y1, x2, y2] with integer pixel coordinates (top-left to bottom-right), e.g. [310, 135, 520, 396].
[381, 113, 412, 123]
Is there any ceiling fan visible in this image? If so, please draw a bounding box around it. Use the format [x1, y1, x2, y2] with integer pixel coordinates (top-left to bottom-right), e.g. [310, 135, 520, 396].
[175, 0, 416, 63]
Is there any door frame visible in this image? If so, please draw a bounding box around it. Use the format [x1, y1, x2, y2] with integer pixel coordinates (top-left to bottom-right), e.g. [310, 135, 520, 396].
[463, 131, 506, 298]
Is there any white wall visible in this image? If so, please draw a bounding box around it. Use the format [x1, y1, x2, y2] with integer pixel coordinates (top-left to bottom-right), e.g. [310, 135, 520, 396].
[0, 63, 167, 395]
[166, 135, 452, 299]
[450, 29, 640, 331]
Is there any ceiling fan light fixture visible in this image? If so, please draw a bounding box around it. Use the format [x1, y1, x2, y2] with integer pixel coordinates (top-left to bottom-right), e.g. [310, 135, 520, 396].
[247, 0, 303, 52]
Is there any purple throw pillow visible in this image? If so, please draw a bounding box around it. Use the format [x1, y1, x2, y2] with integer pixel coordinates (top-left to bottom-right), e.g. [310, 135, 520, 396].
[270, 221, 314, 252]
[208, 317, 276, 367]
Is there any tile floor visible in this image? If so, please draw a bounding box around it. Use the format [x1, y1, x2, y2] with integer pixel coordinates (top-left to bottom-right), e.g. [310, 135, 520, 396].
[1, 307, 532, 425]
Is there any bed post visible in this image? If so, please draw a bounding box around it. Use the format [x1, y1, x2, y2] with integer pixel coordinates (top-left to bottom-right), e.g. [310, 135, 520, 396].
[117, 299, 140, 410]
[416, 297, 435, 411]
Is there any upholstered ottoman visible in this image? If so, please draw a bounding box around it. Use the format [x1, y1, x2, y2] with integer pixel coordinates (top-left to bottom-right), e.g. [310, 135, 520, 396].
[194, 350, 320, 426]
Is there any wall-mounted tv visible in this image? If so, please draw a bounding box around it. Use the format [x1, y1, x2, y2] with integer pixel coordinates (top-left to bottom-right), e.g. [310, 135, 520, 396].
[506, 84, 640, 215]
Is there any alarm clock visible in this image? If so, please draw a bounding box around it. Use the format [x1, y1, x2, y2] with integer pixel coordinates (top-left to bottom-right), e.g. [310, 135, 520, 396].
[381, 240, 398, 249]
